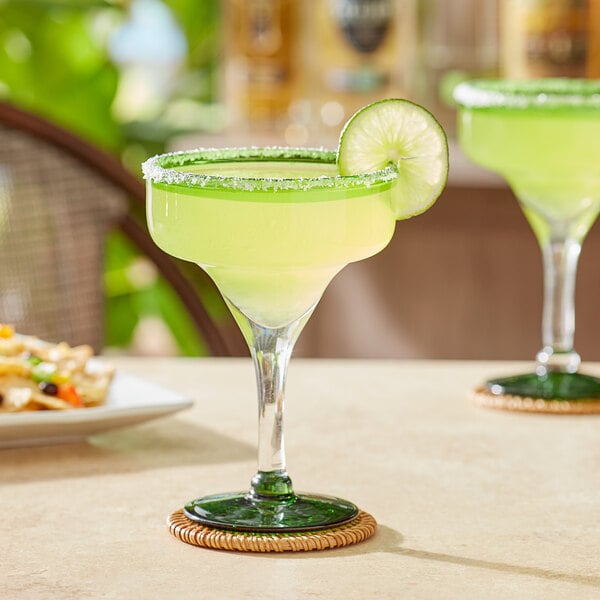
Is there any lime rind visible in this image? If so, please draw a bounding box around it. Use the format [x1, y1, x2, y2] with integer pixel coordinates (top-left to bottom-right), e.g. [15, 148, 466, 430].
[337, 98, 449, 220]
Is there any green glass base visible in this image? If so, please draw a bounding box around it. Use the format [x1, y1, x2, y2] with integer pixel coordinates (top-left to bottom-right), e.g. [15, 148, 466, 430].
[486, 371, 600, 400]
[184, 492, 359, 533]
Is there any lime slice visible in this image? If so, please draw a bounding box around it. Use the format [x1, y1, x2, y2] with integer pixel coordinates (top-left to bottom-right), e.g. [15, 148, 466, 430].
[337, 98, 449, 219]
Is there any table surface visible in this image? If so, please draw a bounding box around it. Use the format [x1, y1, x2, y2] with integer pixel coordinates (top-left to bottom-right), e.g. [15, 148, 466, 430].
[2, 357, 599, 599]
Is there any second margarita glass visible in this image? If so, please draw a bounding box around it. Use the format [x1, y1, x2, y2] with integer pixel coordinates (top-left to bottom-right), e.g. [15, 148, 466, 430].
[454, 78, 600, 403]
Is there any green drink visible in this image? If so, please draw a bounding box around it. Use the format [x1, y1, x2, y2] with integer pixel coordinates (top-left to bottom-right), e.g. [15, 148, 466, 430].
[147, 149, 396, 329]
[143, 99, 448, 534]
[454, 79, 600, 402]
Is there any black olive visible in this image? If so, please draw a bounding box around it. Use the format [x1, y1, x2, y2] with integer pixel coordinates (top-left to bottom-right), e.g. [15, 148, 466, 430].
[39, 382, 59, 396]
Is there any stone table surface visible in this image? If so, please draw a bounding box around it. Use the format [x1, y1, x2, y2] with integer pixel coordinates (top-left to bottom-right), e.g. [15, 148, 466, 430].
[2, 357, 599, 599]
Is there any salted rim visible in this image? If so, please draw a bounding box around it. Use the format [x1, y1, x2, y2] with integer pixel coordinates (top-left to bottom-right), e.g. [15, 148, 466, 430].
[453, 78, 600, 109]
[141, 147, 398, 192]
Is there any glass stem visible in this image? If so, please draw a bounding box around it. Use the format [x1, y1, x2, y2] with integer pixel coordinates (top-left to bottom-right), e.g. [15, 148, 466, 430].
[225, 300, 314, 501]
[536, 232, 582, 375]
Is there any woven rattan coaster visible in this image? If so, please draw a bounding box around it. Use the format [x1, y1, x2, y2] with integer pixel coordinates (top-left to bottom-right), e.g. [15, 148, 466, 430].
[470, 385, 600, 414]
[167, 508, 377, 553]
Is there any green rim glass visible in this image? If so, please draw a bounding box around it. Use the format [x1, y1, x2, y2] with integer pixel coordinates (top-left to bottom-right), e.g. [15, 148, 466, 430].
[142, 146, 397, 191]
[454, 79, 600, 401]
[143, 147, 397, 531]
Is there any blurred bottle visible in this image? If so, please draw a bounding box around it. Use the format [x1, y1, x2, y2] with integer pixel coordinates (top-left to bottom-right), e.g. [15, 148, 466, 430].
[305, 0, 417, 144]
[417, 0, 499, 135]
[222, 0, 303, 134]
[501, 0, 600, 78]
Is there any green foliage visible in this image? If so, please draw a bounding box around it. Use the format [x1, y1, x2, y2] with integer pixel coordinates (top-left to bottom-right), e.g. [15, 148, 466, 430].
[167, 0, 220, 99]
[0, 0, 123, 149]
[103, 231, 207, 355]
[0, 0, 226, 355]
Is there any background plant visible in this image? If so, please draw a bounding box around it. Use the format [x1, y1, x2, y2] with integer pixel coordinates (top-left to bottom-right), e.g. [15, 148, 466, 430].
[0, 0, 229, 354]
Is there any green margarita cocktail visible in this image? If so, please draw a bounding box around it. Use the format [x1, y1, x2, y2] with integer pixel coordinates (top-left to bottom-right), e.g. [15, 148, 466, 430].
[143, 99, 448, 533]
[454, 78, 600, 402]
[147, 149, 396, 330]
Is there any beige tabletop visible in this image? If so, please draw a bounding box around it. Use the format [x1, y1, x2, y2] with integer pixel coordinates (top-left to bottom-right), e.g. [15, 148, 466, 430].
[2, 357, 599, 599]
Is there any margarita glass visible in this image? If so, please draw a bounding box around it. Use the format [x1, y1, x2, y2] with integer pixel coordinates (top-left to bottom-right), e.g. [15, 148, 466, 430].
[454, 79, 600, 401]
[143, 147, 398, 531]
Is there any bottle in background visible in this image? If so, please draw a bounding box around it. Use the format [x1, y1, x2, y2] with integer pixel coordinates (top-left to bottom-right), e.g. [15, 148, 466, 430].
[305, 0, 417, 145]
[417, 0, 499, 136]
[221, 0, 303, 134]
[501, 0, 600, 79]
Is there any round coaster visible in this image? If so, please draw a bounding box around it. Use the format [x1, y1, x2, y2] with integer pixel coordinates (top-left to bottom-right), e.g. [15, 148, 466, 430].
[470, 386, 600, 414]
[167, 508, 377, 553]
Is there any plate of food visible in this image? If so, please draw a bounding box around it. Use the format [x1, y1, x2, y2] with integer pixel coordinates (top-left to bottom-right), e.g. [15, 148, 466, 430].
[0, 325, 193, 448]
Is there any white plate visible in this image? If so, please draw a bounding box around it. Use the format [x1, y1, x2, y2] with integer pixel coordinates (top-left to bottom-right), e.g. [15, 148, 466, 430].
[0, 371, 193, 448]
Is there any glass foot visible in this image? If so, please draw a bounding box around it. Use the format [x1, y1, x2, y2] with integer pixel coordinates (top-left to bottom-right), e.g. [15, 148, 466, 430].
[486, 372, 600, 400]
[184, 492, 359, 533]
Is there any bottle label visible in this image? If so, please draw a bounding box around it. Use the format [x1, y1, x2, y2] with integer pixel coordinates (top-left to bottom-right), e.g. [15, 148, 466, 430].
[224, 0, 297, 125]
[526, 0, 587, 73]
[503, 0, 590, 78]
[329, 0, 393, 54]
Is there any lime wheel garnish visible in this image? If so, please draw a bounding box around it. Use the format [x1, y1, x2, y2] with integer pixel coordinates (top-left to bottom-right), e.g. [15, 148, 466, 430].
[337, 98, 449, 219]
